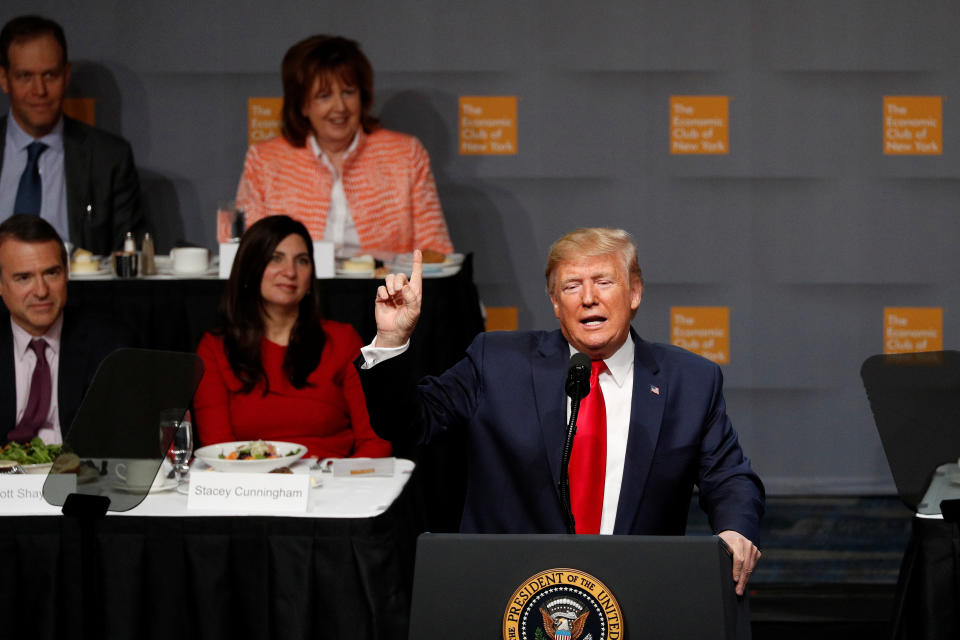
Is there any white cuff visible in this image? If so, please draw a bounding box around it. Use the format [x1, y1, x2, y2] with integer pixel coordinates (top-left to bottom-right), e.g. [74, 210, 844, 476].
[360, 338, 410, 369]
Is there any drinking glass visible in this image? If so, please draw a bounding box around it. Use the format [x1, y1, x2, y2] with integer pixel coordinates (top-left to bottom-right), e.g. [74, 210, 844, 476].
[168, 419, 194, 493]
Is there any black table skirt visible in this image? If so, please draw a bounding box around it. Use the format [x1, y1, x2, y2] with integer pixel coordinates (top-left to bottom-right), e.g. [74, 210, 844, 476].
[63, 254, 484, 380]
[0, 471, 423, 640]
[891, 517, 960, 639]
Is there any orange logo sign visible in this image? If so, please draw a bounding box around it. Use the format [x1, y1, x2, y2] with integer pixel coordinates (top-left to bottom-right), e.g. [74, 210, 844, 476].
[883, 96, 941, 155]
[670, 96, 729, 155]
[671, 307, 730, 364]
[459, 96, 517, 155]
[884, 307, 942, 354]
[248, 97, 283, 146]
[63, 98, 96, 126]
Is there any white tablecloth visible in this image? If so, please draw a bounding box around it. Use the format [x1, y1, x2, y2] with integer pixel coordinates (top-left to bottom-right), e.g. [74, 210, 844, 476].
[1, 457, 414, 518]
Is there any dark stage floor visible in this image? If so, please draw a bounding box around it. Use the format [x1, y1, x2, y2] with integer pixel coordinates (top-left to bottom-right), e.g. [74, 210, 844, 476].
[687, 495, 914, 637]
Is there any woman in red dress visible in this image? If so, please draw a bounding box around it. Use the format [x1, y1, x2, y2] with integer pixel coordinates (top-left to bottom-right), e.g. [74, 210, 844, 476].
[193, 215, 390, 458]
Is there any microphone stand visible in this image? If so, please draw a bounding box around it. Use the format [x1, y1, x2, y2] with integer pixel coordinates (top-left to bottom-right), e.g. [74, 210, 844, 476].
[559, 378, 587, 535]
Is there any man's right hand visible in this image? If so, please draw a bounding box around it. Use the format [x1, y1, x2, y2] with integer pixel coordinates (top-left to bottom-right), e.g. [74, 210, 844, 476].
[374, 249, 423, 348]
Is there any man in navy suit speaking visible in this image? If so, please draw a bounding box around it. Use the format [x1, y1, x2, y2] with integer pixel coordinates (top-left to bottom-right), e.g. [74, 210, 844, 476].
[357, 228, 764, 595]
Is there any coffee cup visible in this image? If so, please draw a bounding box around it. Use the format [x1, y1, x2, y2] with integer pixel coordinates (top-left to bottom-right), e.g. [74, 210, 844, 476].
[115, 459, 162, 488]
[171, 247, 210, 274]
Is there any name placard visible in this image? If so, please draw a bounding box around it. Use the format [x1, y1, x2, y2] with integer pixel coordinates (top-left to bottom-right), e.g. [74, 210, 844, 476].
[332, 457, 395, 478]
[0, 474, 76, 514]
[187, 472, 310, 513]
[219, 242, 239, 279]
[312, 241, 335, 279]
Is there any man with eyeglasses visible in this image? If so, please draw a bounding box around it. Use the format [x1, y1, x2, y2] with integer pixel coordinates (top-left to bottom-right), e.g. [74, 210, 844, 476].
[0, 15, 142, 255]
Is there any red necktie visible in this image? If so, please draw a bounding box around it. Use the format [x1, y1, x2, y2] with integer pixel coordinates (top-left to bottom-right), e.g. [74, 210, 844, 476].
[7, 339, 52, 443]
[569, 360, 606, 534]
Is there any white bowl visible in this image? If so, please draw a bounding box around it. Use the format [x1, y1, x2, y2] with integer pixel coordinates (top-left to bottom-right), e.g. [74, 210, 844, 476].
[194, 441, 306, 473]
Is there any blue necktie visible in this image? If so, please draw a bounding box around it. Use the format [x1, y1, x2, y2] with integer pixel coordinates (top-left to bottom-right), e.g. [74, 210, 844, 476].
[13, 141, 49, 215]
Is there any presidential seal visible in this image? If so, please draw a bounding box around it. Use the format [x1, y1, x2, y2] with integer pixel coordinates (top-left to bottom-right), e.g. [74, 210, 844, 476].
[503, 568, 623, 640]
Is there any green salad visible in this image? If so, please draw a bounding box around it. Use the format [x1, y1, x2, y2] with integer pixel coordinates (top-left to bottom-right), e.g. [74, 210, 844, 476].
[218, 439, 301, 460]
[0, 437, 63, 465]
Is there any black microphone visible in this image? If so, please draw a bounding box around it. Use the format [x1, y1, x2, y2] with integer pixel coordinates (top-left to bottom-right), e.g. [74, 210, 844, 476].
[560, 352, 591, 533]
[566, 352, 591, 400]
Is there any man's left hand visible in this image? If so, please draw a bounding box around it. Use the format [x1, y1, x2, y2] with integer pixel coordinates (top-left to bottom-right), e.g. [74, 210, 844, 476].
[717, 530, 761, 597]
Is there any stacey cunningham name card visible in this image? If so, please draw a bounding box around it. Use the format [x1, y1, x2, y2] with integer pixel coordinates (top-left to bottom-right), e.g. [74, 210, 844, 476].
[188, 472, 310, 513]
[0, 474, 76, 514]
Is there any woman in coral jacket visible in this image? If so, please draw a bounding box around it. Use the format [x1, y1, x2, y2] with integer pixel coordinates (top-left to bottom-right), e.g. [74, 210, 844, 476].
[193, 215, 390, 458]
[236, 34, 453, 257]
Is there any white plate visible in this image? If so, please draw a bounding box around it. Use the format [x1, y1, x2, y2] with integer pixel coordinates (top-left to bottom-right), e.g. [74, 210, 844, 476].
[422, 265, 461, 278]
[167, 270, 219, 279]
[194, 441, 306, 473]
[335, 269, 375, 278]
[22, 462, 53, 474]
[388, 252, 463, 275]
[111, 478, 178, 493]
[69, 268, 112, 279]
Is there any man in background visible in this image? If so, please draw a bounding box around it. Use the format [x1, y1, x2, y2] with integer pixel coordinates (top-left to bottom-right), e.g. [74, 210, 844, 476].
[0, 15, 142, 255]
[0, 214, 132, 443]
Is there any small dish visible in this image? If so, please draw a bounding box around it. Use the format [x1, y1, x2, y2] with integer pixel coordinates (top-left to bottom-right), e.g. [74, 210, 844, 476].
[194, 441, 306, 473]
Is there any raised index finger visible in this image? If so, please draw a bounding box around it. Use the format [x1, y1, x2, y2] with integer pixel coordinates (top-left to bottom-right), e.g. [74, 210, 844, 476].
[410, 249, 423, 292]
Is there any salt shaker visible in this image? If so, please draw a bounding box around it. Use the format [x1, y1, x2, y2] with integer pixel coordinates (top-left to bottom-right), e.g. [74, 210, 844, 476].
[123, 231, 136, 253]
[141, 232, 156, 275]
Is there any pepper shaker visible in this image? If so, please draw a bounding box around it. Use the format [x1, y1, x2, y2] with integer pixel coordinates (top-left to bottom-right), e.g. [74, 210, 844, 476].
[141, 233, 156, 275]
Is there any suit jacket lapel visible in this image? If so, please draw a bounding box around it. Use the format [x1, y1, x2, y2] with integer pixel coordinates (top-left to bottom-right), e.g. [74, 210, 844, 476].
[62, 117, 90, 244]
[0, 116, 7, 177]
[0, 312, 15, 438]
[532, 330, 570, 497]
[57, 310, 85, 432]
[614, 331, 666, 534]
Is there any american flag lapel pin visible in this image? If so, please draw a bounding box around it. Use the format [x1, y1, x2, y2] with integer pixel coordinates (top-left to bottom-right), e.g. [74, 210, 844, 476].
[650, 385, 660, 395]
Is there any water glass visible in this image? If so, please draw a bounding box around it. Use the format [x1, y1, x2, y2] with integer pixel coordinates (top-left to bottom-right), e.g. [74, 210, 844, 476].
[169, 420, 194, 491]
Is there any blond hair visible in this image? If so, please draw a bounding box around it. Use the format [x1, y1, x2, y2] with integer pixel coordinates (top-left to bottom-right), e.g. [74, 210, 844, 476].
[545, 227, 643, 296]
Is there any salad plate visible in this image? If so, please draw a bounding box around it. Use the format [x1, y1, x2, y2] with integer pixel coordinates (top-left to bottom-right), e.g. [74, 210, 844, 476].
[194, 440, 306, 473]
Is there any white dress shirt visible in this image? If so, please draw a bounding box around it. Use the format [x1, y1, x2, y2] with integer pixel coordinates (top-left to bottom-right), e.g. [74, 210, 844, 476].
[566, 335, 634, 534]
[360, 333, 636, 534]
[11, 314, 64, 444]
[309, 133, 362, 257]
[0, 113, 70, 243]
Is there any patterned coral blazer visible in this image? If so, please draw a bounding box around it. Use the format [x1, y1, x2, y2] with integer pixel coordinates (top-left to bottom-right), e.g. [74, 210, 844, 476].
[236, 128, 453, 253]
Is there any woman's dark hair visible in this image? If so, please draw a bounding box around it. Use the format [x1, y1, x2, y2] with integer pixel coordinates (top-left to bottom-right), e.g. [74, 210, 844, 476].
[216, 215, 325, 393]
[281, 34, 379, 147]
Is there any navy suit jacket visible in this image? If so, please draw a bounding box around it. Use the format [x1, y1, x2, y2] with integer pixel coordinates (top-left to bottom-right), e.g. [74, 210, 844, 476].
[0, 115, 143, 254]
[0, 305, 135, 443]
[359, 329, 764, 540]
